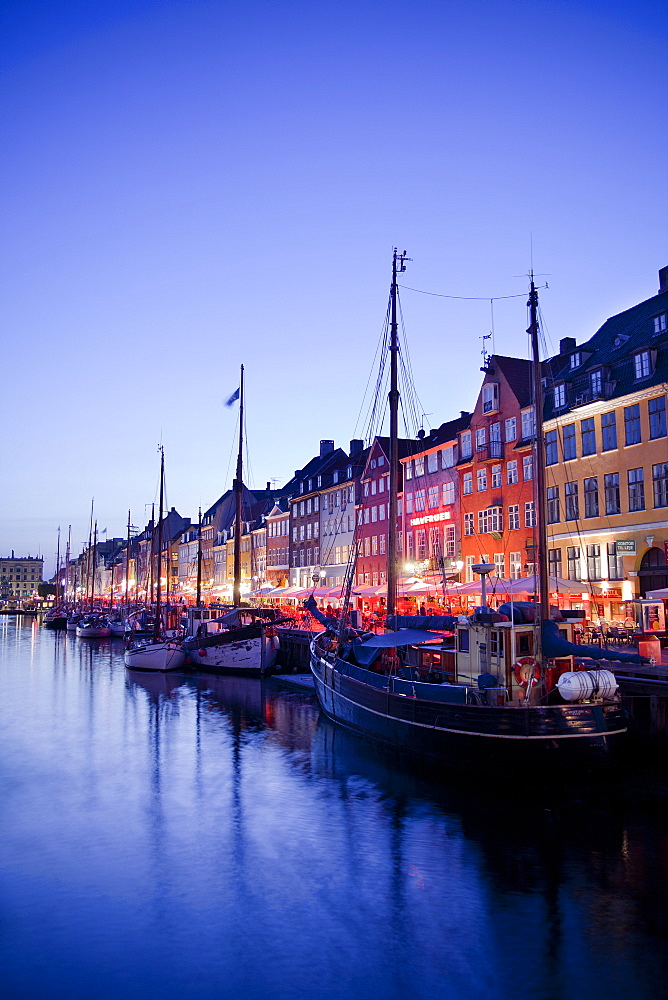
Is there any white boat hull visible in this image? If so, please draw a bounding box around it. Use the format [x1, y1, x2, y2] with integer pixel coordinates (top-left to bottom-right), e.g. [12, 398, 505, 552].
[188, 632, 279, 674]
[109, 620, 130, 636]
[76, 625, 111, 637]
[124, 640, 186, 672]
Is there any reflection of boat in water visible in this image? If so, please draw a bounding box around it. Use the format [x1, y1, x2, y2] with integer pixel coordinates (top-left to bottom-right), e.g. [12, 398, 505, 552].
[309, 256, 647, 773]
[125, 669, 186, 700]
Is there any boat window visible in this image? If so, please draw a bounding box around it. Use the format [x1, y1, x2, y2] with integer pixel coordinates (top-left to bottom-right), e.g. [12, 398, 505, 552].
[457, 629, 469, 652]
[518, 633, 532, 655]
[490, 630, 504, 656]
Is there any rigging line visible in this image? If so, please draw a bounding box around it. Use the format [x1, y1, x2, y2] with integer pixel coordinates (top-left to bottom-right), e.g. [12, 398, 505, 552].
[398, 284, 529, 301]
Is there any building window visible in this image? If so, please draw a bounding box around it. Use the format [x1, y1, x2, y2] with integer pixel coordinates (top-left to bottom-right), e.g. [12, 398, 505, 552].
[523, 454, 533, 481]
[653, 462, 668, 508]
[371, 506, 378, 522]
[465, 556, 475, 583]
[477, 469, 487, 491]
[379, 534, 386, 554]
[567, 546, 580, 580]
[604, 473, 621, 515]
[476, 428, 486, 451]
[565, 481, 579, 520]
[405, 493, 413, 513]
[607, 543, 623, 581]
[634, 351, 652, 379]
[649, 396, 667, 440]
[443, 526, 455, 558]
[460, 431, 472, 459]
[601, 411, 617, 451]
[654, 313, 667, 334]
[581, 417, 596, 456]
[404, 462, 412, 481]
[570, 352, 582, 370]
[371, 535, 378, 555]
[482, 382, 499, 413]
[584, 477, 599, 518]
[442, 445, 456, 468]
[427, 452, 438, 473]
[628, 468, 645, 511]
[414, 456, 424, 477]
[464, 513, 475, 536]
[590, 369, 603, 395]
[463, 472, 473, 495]
[478, 506, 503, 534]
[494, 553, 505, 578]
[415, 489, 426, 511]
[547, 486, 560, 524]
[524, 501, 536, 528]
[521, 408, 535, 440]
[624, 404, 641, 445]
[507, 460, 518, 485]
[505, 417, 517, 442]
[491, 464, 502, 488]
[553, 384, 566, 410]
[507, 504, 520, 530]
[545, 430, 558, 465]
[548, 548, 562, 579]
[510, 552, 522, 579]
[428, 485, 439, 508]
[442, 481, 455, 505]
[587, 544, 601, 581]
[563, 423, 577, 461]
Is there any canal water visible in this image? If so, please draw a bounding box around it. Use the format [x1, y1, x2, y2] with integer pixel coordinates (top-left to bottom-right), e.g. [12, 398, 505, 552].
[1, 617, 666, 1000]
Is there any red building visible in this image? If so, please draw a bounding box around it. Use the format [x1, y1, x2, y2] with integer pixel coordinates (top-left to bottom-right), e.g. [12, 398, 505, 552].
[356, 436, 414, 589]
[457, 356, 539, 586]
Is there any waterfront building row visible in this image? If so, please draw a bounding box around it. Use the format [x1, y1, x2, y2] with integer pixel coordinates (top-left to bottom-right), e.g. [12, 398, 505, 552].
[60, 268, 668, 616]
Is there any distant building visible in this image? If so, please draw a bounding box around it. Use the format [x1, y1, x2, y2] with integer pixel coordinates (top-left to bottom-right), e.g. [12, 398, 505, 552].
[0, 553, 43, 599]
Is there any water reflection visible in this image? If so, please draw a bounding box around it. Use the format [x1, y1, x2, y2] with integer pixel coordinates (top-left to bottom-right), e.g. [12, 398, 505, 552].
[1, 622, 667, 1000]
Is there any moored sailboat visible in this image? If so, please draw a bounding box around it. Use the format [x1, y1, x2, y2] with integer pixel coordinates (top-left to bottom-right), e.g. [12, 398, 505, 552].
[182, 365, 288, 675]
[124, 448, 186, 672]
[308, 254, 650, 771]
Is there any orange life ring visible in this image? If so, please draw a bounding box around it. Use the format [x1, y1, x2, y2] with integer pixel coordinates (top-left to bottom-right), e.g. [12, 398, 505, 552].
[513, 656, 541, 687]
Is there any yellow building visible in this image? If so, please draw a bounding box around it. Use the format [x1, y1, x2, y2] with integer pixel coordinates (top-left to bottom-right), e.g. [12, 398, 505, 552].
[543, 268, 668, 621]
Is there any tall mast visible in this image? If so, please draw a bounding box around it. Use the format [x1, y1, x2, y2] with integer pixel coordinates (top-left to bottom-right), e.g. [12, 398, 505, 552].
[90, 521, 97, 610]
[154, 448, 165, 642]
[528, 274, 550, 629]
[387, 249, 409, 620]
[65, 526, 71, 604]
[124, 510, 131, 610]
[233, 365, 244, 607]
[196, 507, 203, 608]
[55, 526, 61, 605]
[149, 503, 155, 606]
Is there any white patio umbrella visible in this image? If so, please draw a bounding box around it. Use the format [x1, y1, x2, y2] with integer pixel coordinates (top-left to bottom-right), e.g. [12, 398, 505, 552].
[506, 574, 584, 595]
[646, 587, 668, 599]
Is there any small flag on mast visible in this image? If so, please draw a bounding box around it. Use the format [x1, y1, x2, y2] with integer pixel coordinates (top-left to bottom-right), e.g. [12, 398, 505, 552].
[225, 387, 240, 407]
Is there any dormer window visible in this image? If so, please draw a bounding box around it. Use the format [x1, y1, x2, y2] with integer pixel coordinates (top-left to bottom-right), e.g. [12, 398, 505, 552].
[299, 482, 304, 494]
[570, 352, 582, 370]
[634, 350, 652, 380]
[377, 455, 385, 466]
[370, 459, 377, 469]
[346, 465, 352, 479]
[653, 313, 667, 335]
[614, 333, 629, 349]
[554, 384, 566, 410]
[333, 471, 339, 484]
[404, 460, 413, 480]
[590, 369, 603, 395]
[482, 382, 499, 414]
[521, 407, 535, 440]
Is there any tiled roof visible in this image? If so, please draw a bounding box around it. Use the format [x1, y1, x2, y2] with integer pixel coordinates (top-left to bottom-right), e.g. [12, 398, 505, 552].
[543, 287, 668, 419]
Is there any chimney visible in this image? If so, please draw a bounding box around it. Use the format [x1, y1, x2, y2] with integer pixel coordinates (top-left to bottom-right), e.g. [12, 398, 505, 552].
[659, 266, 668, 294]
[349, 439, 363, 456]
[560, 337, 576, 355]
[266, 481, 271, 491]
[320, 440, 334, 457]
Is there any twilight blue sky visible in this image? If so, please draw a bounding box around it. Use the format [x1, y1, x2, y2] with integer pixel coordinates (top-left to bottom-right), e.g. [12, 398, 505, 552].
[1, 0, 666, 576]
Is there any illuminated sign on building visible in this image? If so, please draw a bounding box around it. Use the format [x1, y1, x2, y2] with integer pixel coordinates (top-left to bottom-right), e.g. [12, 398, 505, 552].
[410, 512, 451, 527]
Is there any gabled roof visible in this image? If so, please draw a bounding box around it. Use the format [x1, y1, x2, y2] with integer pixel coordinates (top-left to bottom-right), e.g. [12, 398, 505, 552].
[492, 355, 534, 409]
